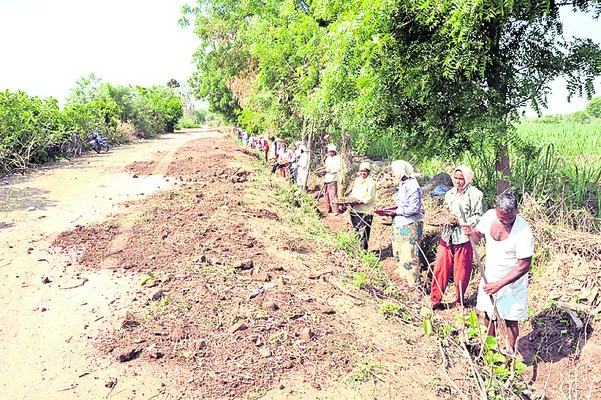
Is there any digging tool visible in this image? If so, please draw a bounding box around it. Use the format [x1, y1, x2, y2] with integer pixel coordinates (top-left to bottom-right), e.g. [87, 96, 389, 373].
[314, 183, 326, 200]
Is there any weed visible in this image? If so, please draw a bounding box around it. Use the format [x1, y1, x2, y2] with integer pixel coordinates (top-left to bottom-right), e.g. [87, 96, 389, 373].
[360, 250, 381, 270]
[334, 232, 361, 258]
[348, 359, 387, 383]
[379, 301, 403, 319]
[352, 272, 367, 289]
[139, 272, 156, 286]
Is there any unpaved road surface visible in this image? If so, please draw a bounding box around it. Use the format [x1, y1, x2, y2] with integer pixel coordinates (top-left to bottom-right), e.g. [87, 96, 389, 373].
[0, 129, 211, 399]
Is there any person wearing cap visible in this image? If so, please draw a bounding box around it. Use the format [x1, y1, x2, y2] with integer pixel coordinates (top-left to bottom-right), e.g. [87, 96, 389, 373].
[431, 165, 484, 311]
[296, 144, 309, 187]
[323, 144, 342, 215]
[382, 160, 425, 286]
[349, 162, 377, 250]
[291, 141, 303, 181]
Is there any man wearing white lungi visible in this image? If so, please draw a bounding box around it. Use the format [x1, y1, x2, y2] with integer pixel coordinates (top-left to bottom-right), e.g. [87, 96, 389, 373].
[463, 192, 534, 351]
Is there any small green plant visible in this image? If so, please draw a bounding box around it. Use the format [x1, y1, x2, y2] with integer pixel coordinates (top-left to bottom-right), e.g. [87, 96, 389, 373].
[352, 272, 368, 289]
[139, 272, 156, 286]
[334, 232, 361, 258]
[360, 250, 381, 270]
[379, 301, 403, 319]
[348, 359, 387, 383]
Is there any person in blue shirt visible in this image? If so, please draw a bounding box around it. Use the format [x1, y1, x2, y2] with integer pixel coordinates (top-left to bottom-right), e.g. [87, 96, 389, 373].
[382, 160, 424, 286]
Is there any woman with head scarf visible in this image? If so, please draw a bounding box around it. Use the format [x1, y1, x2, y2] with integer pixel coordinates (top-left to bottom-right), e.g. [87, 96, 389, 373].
[430, 165, 484, 311]
[349, 162, 377, 250]
[384, 160, 425, 286]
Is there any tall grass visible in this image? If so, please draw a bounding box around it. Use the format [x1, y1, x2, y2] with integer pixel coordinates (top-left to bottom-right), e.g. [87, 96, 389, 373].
[515, 122, 601, 160]
[355, 120, 601, 219]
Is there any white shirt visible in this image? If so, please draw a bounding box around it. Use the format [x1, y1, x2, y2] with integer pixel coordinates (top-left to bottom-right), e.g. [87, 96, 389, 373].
[291, 148, 302, 168]
[324, 155, 341, 183]
[277, 149, 293, 164]
[475, 209, 534, 321]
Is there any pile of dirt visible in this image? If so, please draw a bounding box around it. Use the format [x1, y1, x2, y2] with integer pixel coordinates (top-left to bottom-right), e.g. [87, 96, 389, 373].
[124, 160, 156, 175]
[54, 224, 120, 269]
[52, 137, 366, 398]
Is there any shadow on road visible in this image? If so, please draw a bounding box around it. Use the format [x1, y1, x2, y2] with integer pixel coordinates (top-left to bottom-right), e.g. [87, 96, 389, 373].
[0, 186, 57, 212]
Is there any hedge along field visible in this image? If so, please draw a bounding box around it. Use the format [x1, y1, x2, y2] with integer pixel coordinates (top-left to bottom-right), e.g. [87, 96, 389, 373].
[0, 76, 184, 176]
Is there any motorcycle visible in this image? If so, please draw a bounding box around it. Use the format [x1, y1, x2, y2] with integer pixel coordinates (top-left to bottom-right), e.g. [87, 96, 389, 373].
[87, 132, 110, 154]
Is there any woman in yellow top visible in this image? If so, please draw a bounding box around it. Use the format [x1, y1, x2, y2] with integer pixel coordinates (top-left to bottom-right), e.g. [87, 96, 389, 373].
[349, 162, 377, 250]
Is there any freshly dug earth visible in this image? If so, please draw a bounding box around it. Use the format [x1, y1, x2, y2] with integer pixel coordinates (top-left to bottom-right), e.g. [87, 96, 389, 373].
[53, 137, 443, 399]
[48, 133, 601, 399]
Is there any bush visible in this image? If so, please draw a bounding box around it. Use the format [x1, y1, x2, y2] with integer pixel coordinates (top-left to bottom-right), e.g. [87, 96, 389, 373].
[1, 75, 185, 174]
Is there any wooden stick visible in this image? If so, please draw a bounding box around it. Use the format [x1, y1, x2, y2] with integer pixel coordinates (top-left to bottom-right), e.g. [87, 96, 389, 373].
[458, 208, 510, 350]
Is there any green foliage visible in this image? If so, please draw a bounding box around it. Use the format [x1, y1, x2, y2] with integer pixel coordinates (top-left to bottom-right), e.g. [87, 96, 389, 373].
[352, 272, 367, 289]
[348, 359, 387, 383]
[379, 301, 403, 319]
[334, 232, 361, 258]
[68, 76, 184, 137]
[182, 0, 601, 165]
[0, 90, 65, 171]
[586, 96, 601, 119]
[0, 74, 184, 175]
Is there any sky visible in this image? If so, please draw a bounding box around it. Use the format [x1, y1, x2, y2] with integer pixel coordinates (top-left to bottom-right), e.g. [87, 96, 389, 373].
[0, 1, 599, 115]
[0, 0, 199, 105]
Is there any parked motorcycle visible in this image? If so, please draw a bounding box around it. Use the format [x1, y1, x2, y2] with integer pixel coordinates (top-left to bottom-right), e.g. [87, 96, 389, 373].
[87, 132, 110, 154]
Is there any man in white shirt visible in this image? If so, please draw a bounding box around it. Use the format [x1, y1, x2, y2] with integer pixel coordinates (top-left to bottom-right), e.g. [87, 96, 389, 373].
[463, 192, 534, 351]
[291, 141, 303, 181]
[323, 144, 342, 215]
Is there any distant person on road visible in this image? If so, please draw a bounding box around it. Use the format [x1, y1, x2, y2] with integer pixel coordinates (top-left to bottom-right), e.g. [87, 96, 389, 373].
[382, 160, 424, 286]
[323, 144, 342, 215]
[349, 162, 377, 250]
[463, 192, 534, 351]
[431, 165, 484, 311]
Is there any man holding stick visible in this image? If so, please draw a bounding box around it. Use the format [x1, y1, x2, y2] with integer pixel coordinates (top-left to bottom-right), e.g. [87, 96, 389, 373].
[463, 192, 534, 351]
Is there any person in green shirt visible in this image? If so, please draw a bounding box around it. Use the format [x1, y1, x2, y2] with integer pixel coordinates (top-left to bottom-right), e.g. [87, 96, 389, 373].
[349, 162, 377, 250]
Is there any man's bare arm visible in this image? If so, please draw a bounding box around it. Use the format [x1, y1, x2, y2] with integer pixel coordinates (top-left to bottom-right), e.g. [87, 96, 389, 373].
[483, 257, 532, 295]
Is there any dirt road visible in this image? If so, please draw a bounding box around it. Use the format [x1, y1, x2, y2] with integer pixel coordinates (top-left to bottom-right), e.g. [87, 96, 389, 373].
[0, 129, 211, 399]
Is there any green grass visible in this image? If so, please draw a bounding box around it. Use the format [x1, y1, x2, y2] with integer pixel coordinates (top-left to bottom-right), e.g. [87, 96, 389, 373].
[361, 120, 601, 218]
[515, 121, 601, 162]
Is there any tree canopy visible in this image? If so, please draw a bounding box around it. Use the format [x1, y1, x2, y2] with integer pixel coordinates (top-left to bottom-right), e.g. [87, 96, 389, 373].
[181, 0, 601, 158]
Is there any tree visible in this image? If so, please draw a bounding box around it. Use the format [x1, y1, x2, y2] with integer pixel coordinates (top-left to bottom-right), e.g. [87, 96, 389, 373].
[181, 0, 601, 186]
[166, 79, 180, 89]
[65, 73, 103, 105]
[587, 96, 601, 119]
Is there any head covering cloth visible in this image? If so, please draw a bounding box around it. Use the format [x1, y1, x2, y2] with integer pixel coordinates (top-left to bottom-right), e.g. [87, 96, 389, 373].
[327, 144, 337, 152]
[454, 165, 474, 185]
[359, 162, 371, 171]
[391, 160, 414, 179]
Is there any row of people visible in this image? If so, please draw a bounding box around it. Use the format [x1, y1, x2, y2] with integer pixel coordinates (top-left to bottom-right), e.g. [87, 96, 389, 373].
[340, 158, 533, 352]
[246, 136, 533, 350]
